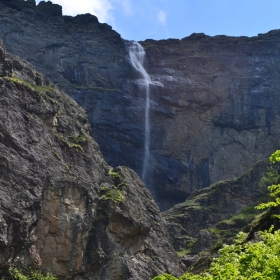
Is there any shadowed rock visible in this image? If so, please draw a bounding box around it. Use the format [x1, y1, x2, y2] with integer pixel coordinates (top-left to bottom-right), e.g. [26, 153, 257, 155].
[1, 0, 280, 210]
[0, 40, 183, 279]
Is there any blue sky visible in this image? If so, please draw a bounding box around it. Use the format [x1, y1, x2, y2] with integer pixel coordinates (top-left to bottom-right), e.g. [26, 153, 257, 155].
[35, 0, 280, 41]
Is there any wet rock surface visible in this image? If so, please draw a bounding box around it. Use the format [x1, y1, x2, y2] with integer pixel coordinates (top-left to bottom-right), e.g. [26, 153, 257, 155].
[0, 40, 183, 279]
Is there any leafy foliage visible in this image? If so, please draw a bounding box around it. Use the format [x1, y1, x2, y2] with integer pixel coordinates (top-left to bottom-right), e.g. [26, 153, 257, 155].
[256, 150, 280, 219]
[153, 151, 280, 280]
[10, 268, 57, 280]
[153, 228, 280, 279]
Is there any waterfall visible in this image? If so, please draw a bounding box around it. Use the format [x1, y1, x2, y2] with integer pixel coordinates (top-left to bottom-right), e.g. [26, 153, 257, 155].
[128, 41, 151, 184]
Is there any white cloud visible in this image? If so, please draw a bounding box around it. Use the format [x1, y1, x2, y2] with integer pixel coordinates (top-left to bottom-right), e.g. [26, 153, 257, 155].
[48, 0, 113, 23]
[119, 0, 133, 16]
[157, 10, 167, 25]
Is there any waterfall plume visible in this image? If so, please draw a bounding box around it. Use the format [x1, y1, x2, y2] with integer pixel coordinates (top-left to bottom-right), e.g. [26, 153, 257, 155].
[128, 41, 151, 185]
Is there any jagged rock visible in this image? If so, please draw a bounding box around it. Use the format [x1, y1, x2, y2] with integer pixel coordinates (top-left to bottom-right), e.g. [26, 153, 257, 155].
[1, 0, 280, 210]
[0, 40, 183, 279]
[163, 160, 268, 271]
[36, 1, 62, 17]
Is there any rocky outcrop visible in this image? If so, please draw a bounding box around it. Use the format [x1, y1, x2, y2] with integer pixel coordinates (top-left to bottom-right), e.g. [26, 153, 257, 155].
[0, 40, 183, 279]
[1, 0, 280, 210]
[163, 159, 268, 271]
[0, 0, 147, 202]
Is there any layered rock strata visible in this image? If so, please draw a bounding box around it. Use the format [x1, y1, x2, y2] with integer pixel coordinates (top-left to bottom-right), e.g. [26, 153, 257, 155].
[0, 40, 182, 279]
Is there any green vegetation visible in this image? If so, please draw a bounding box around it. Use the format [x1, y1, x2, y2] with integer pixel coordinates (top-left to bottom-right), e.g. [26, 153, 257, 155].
[153, 228, 280, 280]
[2, 76, 61, 113]
[153, 150, 280, 280]
[99, 169, 128, 203]
[4, 76, 54, 94]
[99, 184, 125, 203]
[209, 205, 260, 242]
[176, 249, 189, 258]
[108, 168, 128, 188]
[52, 131, 86, 152]
[10, 268, 57, 280]
[69, 134, 87, 144]
[255, 150, 280, 219]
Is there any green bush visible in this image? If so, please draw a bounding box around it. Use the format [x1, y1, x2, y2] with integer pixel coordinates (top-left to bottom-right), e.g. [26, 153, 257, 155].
[255, 150, 280, 219]
[10, 268, 57, 280]
[153, 228, 280, 279]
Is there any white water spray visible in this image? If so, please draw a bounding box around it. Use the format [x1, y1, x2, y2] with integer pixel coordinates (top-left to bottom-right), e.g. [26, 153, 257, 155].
[128, 41, 151, 183]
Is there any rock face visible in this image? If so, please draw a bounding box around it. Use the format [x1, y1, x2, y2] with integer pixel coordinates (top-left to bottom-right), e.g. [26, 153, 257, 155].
[1, 0, 280, 210]
[163, 159, 268, 271]
[0, 0, 147, 202]
[141, 33, 280, 208]
[0, 40, 183, 279]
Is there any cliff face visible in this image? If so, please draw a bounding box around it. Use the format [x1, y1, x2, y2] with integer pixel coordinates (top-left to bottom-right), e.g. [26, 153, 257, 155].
[1, 0, 280, 210]
[0, 40, 182, 279]
[142, 33, 280, 208]
[163, 159, 268, 270]
[0, 0, 147, 202]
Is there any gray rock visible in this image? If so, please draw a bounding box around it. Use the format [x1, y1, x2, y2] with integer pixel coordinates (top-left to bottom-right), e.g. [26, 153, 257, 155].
[1, 0, 280, 210]
[0, 40, 183, 279]
[163, 160, 268, 271]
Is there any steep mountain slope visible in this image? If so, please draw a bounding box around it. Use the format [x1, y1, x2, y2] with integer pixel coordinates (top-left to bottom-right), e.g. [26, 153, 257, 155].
[1, 0, 280, 210]
[0, 40, 183, 279]
[163, 159, 268, 271]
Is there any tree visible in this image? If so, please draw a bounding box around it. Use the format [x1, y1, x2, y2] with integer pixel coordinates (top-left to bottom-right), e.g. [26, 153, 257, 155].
[153, 150, 280, 280]
[256, 150, 280, 219]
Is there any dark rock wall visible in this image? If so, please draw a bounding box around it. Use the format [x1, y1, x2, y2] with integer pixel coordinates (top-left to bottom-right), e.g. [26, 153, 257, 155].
[0, 0, 147, 193]
[140, 32, 280, 208]
[0, 40, 182, 279]
[164, 159, 268, 270]
[1, 0, 280, 209]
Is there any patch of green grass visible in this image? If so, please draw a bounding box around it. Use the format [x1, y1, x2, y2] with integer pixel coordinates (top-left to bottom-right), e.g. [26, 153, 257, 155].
[175, 236, 197, 257]
[177, 249, 189, 258]
[3, 76, 60, 109]
[52, 151, 62, 161]
[209, 227, 233, 239]
[216, 205, 259, 230]
[4, 76, 54, 94]
[69, 134, 87, 144]
[99, 185, 125, 203]
[108, 169, 121, 179]
[53, 132, 84, 152]
[108, 168, 128, 188]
